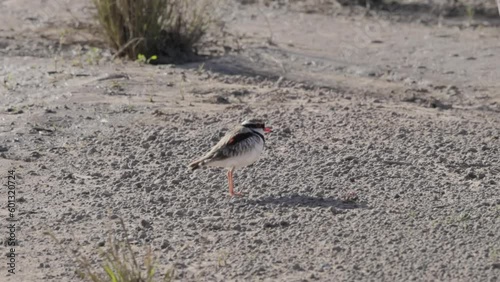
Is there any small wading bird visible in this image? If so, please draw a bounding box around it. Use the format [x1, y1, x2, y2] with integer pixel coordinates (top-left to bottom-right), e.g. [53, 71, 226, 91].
[188, 119, 272, 197]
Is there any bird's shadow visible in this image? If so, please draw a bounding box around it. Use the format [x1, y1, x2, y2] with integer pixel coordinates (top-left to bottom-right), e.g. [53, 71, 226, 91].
[242, 193, 368, 210]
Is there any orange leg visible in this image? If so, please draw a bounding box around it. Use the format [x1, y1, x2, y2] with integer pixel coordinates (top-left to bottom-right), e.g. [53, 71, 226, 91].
[227, 169, 234, 196]
[228, 168, 242, 197]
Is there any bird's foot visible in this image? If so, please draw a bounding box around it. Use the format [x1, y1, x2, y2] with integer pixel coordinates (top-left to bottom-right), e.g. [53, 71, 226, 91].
[229, 191, 243, 197]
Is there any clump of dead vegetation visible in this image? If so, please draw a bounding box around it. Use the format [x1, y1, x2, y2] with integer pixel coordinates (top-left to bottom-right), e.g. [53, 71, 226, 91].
[92, 0, 220, 62]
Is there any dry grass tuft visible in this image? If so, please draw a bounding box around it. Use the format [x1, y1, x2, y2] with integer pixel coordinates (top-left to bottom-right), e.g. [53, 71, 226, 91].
[92, 0, 220, 62]
[45, 218, 174, 282]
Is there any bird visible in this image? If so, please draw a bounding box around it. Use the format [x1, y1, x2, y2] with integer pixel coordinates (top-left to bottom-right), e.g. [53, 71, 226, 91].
[188, 119, 272, 197]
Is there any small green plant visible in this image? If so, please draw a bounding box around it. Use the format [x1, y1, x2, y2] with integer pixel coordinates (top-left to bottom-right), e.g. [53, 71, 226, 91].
[3, 73, 15, 90]
[491, 247, 499, 262]
[58, 29, 70, 46]
[72, 58, 83, 67]
[443, 212, 472, 228]
[408, 210, 417, 218]
[430, 220, 440, 229]
[466, 5, 475, 22]
[196, 62, 205, 74]
[111, 81, 122, 88]
[126, 104, 136, 112]
[136, 54, 158, 64]
[458, 212, 471, 222]
[216, 251, 229, 270]
[86, 47, 102, 65]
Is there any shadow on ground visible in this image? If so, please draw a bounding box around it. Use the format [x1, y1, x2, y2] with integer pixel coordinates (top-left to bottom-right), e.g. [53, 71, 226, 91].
[304, 0, 500, 26]
[243, 194, 368, 209]
[381, 2, 499, 20]
[180, 53, 283, 78]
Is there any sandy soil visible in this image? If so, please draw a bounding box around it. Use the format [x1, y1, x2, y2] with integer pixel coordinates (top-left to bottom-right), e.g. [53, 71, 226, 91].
[1, 0, 500, 281]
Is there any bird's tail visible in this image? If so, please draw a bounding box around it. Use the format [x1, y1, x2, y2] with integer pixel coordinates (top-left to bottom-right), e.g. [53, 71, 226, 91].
[188, 159, 204, 170]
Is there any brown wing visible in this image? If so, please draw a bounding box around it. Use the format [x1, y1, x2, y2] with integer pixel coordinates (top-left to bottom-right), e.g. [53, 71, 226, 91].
[190, 126, 245, 164]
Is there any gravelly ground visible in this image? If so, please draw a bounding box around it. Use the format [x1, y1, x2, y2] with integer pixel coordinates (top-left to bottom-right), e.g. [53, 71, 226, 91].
[1, 0, 500, 281]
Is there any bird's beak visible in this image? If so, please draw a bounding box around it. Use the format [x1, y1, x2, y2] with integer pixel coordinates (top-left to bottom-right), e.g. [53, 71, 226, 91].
[264, 127, 272, 133]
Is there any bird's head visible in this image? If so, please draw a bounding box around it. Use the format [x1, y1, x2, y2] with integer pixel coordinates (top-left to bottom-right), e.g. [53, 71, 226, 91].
[241, 119, 272, 133]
